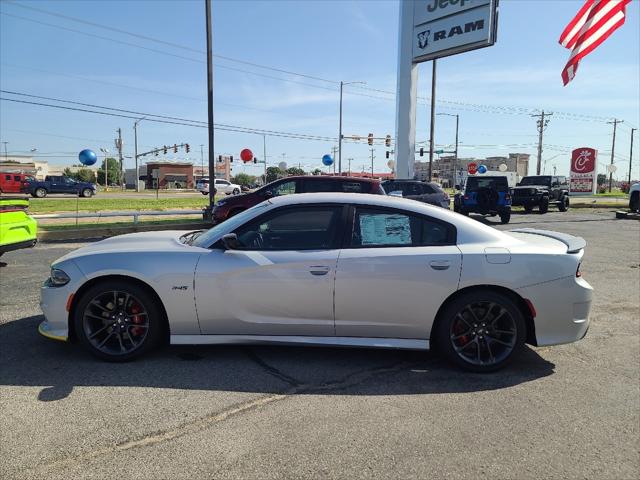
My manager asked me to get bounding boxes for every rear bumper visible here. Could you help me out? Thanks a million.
[517,276,592,347]
[0,238,37,254]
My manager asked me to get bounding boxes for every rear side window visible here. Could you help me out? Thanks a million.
[349,207,455,248]
[14,175,21,181]
[4,175,10,181]
[341,182,365,193]
[303,179,338,193]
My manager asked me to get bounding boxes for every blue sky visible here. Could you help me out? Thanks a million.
[1,0,638,179]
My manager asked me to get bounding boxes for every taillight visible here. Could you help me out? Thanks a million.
[463,195,469,200]
[576,263,582,277]
[505,193,511,201]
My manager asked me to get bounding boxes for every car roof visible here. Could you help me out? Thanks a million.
[283,175,379,183]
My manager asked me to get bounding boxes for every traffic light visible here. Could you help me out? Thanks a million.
[163,145,167,154]
[385,135,391,147]
[385,151,389,159]
[173,144,178,153]
[419,147,424,157]
[367,133,373,146]
[218,155,223,163]
[253,157,257,164]
[185,143,190,153]
[229,155,233,163]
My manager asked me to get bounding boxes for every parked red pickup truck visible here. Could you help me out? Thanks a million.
[0,173,34,194]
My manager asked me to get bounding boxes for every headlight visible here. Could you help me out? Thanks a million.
[48,268,70,287]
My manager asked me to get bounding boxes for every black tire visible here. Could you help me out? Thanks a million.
[35,187,47,198]
[630,192,639,213]
[524,206,533,214]
[232,188,240,195]
[539,197,549,214]
[499,211,511,224]
[81,188,93,198]
[73,280,164,362]
[434,289,526,372]
[558,195,569,212]
[201,191,208,195]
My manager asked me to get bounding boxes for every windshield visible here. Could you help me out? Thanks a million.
[465,177,508,191]
[190,202,270,248]
[519,176,551,186]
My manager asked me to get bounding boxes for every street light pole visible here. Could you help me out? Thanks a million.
[205,0,216,213]
[200,144,204,181]
[437,112,459,186]
[629,128,636,185]
[338,80,366,174]
[2,141,7,161]
[133,117,146,192]
[263,135,267,183]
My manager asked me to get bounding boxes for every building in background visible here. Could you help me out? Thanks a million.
[144,161,194,189]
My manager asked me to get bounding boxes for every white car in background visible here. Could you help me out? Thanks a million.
[196,178,241,195]
[38,193,592,372]
[629,183,640,212]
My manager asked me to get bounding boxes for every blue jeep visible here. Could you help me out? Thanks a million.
[453,176,511,224]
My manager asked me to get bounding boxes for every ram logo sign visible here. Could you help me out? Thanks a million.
[412,0,498,63]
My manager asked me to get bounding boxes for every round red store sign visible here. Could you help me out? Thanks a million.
[467,162,478,175]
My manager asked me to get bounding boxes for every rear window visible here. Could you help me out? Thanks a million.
[466,177,508,191]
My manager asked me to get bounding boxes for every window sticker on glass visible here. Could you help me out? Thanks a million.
[359,214,411,246]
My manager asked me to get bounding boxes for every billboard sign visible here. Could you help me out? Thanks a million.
[412,0,498,63]
[570,147,597,195]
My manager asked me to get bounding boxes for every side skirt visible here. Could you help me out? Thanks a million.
[170,335,430,350]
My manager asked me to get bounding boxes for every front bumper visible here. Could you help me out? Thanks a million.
[517,275,593,347]
[511,196,541,207]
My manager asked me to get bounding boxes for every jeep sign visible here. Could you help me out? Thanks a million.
[412,0,498,63]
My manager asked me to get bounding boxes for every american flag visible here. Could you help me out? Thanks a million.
[559,0,632,86]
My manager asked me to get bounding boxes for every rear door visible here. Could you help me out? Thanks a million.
[195,204,344,336]
[334,205,461,339]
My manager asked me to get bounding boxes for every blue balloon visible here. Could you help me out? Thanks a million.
[477,164,487,174]
[78,149,97,166]
[322,154,334,166]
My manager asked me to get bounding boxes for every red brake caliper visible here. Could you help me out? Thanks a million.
[130,304,144,336]
[453,319,469,346]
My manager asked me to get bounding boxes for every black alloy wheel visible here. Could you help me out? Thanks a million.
[558,195,569,212]
[435,290,525,372]
[74,281,163,361]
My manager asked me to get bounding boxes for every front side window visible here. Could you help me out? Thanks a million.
[4,175,10,181]
[216,180,229,186]
[268,180,296,196]
[351,207,454,248]
[234,206,341,250]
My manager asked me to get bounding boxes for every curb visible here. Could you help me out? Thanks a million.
[38,221,211,242]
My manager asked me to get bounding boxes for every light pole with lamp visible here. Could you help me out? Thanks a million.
[99,148,109,189]
[338,81,366,174]
[436,113,459,186]
[133,117,146,192]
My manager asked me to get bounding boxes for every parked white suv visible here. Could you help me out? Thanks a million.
[196,178,241,196]
[629,183,640,212]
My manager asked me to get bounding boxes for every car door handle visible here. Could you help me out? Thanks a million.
[429,261,450,271]
[309,266,330,276]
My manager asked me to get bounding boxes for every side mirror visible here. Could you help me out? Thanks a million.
[221,233,242,250]
[264,190,274,198]
[516,182,521,186]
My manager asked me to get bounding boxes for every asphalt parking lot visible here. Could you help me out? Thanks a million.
[1,210,638,479]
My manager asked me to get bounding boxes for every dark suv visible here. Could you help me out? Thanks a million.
[381,180,450,208]
[511,175,569,213]
[212,175,384,223]
[453,175,512,224]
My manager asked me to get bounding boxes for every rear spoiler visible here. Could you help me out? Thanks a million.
[510,228,586,253]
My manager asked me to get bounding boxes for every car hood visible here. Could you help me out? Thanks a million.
[54,230,198,263]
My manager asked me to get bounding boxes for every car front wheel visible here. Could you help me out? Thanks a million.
[35,187,47,198]
[74,280,164,362]
[539,197,549,214]
[435,290,526,372]
[81,188,93,198]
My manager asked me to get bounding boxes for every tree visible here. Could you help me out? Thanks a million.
[63,167,96,183]
[266,166,283,183]
[286,166,305,176]
[597,173,607,186]
[97,158,120,185]
[231,173,257,187]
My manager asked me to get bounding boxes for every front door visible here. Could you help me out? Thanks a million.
[194,204,344,336]
[334,206,462,339]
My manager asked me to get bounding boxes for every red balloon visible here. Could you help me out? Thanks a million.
[240,148,253,163]
[467,162,478,175]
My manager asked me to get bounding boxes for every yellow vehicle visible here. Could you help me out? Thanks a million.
[0,196,37,256]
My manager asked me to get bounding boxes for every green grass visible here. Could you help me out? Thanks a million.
[28,197,216,214]
[594,191,629,198]
[41,218,207,231]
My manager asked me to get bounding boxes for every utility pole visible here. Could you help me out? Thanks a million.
[200,144,204,181]
[133,117,146,192]
[628,128,636,185]
[205,0,216,213]
[532,110,552,175]
[116,128,123,188]
[2,141,8,161]
[607,119,623,192]
[338,81,343,174]
[428,59,437,181]
[262,135,267,184]
[348,157,352,176]
[331,146,337,175]
[370,148,375,178]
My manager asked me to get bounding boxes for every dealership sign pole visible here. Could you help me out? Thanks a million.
[395,0,498,180]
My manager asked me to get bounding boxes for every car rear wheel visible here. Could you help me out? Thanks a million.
[232,188,240,195]
[35,188,47,198]
[499,211,511,224]
[434,290,526,372]
[558,195,569,212]
[74,280,164,362]
[81,188,93,198]
[201,191,208,195]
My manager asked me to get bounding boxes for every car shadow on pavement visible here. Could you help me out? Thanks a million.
[0,316,555,402]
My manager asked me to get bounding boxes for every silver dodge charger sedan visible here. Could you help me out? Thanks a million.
[39,193,592,372]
